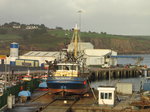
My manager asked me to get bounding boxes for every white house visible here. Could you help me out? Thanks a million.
[26,25,39,30]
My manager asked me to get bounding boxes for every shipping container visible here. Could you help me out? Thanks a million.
[16,59,25,66]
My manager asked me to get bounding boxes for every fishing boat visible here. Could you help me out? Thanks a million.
[47,25,89,95]
[21,70,32,81]
[47,62,89,95]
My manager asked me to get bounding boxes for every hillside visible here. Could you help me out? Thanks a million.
[0,22,150,55]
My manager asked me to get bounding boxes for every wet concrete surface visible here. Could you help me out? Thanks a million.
[3,89,150,112]
[3,90,49,112]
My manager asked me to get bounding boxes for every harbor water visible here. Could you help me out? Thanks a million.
[91,54,150,91]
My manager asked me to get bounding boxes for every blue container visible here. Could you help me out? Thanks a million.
[41,63,44,67]
[10,61,15,66]
[143,83,150,91]
[10,43,19,48]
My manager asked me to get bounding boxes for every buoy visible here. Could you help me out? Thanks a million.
[12,95,15,105]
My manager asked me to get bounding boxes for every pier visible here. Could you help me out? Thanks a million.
[88,67,150,81]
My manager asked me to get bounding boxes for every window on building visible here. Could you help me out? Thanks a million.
[105,93,108,99]
[109,93,112,99]
[101,92,104,99]
[100,92,112,100]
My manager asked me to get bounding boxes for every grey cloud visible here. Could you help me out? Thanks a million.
[0,0,150,35]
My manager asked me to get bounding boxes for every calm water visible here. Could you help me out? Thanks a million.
[117,54,150,68]
[91,54,150,91]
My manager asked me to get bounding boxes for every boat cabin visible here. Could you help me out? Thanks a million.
[54,63,80,77]
[21,75,32,81]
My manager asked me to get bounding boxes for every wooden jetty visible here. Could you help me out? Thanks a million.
[88,67,150,81]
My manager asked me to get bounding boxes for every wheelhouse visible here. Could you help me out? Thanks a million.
[54,63,80,77]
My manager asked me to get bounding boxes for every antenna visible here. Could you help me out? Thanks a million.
[77,10,82,31]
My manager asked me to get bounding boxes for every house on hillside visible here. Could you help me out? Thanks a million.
[12,25,21,29]
[26,25,39,30]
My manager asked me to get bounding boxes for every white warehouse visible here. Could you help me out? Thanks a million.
[83,49,117,67]
[67,42,94,52]
[5,42,118,67]
[19,51,64,66]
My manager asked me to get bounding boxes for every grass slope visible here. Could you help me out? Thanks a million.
[0,28,150,55]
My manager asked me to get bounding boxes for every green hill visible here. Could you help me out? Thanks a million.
[0,23,150,55]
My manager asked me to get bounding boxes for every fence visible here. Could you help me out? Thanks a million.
[0,79,40,109]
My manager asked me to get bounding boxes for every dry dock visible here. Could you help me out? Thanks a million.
[4,89,150,112]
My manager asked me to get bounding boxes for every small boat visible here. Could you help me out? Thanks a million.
[21,75,32,81]
[38,81,48,91]
[33,75,39,79]
[0,82,4,96]
[40,75,48,81]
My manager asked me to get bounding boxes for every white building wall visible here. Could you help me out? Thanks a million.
[18,51,65,67]
[19,56,56,65]
[110,51,117,66]
[116,83,132,94]
[67,42,94,52]
[84,49,117,66]
[97,87,115,106]
[85,56,104,66]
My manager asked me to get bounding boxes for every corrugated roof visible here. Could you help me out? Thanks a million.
[84,49,112,56]
[23,51,60,57]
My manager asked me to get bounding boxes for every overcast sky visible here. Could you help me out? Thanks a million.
[0,0,150,35]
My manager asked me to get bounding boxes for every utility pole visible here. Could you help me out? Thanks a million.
[109,49,112,85]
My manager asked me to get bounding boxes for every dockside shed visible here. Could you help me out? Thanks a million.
[19,51,64,67]
[83,49,117,67]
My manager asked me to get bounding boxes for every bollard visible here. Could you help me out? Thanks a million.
[144,69,148,77]
[7,94,13,109]
[12,95,15,105]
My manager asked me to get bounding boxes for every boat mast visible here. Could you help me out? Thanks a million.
[71,24,80,58]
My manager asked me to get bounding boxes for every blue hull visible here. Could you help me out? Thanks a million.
[47,76,89,94]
